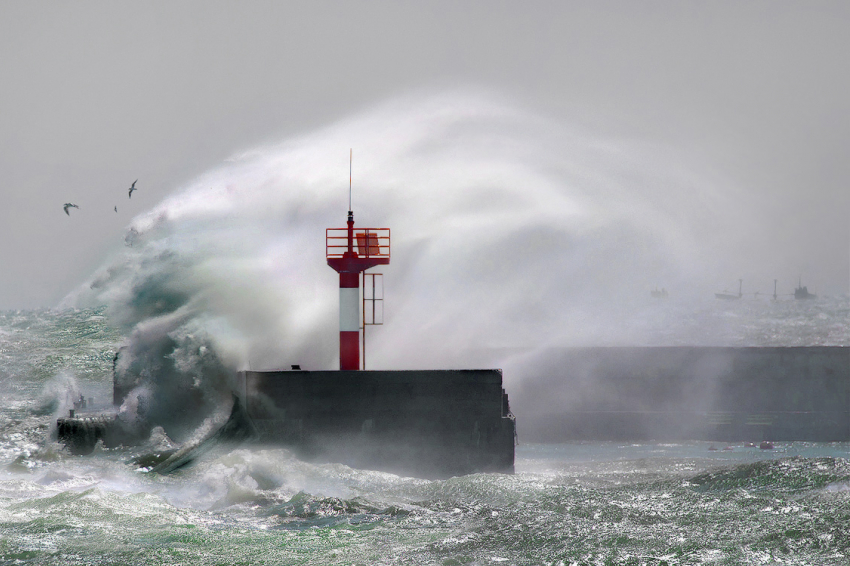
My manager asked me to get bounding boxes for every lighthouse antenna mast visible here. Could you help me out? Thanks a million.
[349,148,353,213]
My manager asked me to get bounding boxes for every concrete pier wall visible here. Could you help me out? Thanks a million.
[237,369,516,478]
[512,347,850,442]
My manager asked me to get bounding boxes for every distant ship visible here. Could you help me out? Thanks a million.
[651,287,668,299]
[794,277,816,300]
[715,279,743,300]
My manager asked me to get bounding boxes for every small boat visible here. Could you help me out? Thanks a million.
[794,277,816,300]
[715,279,742,300]
[759,441,774,450]
[651,287,668,299]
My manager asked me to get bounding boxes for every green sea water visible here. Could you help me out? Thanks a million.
[1,307,849,566]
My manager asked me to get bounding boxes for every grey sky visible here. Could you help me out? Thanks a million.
[1,0,848,310]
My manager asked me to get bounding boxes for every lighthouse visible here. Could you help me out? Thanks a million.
[326,210,390,370]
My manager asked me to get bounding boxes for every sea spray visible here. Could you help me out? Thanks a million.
[35,372,81,417]
[110,307,233,442]
[0,91,845,563]
[61,92,749,441]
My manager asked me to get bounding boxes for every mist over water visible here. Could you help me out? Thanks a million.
[2,92,848,565]
[59,91,847,437]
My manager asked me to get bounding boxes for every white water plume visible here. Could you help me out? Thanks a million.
[37,372,81,418]
[65,91,744,432]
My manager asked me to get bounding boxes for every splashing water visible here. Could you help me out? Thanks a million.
[60,91,846,438]
[2,92,848,565]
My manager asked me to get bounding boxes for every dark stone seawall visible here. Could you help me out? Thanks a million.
[512,347,850,443]
[237,369,516,479]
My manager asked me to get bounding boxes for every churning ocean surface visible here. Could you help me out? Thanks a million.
[1,298,849,566]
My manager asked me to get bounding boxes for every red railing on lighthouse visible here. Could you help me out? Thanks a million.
[326,228,390,261]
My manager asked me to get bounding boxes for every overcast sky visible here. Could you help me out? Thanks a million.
[1,0,848,310]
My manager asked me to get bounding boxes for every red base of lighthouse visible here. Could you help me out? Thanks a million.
[339,331,359,370]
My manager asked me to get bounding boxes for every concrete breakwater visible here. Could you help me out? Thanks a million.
[59,365,516,478]
[237,369,516,478]
[513,347,850,442]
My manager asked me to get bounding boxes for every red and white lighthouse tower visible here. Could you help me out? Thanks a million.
[326,210,390,370]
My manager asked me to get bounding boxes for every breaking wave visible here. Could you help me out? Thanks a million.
[59,90,787,438]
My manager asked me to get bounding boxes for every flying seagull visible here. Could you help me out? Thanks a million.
[128,179,137,198]
[63,203,79,215]
[114,206,118,212]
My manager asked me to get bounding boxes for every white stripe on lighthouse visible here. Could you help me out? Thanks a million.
[339,288,360,332]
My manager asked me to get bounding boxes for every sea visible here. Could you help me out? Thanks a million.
[1,299,849,566]
[4,94,850,564]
